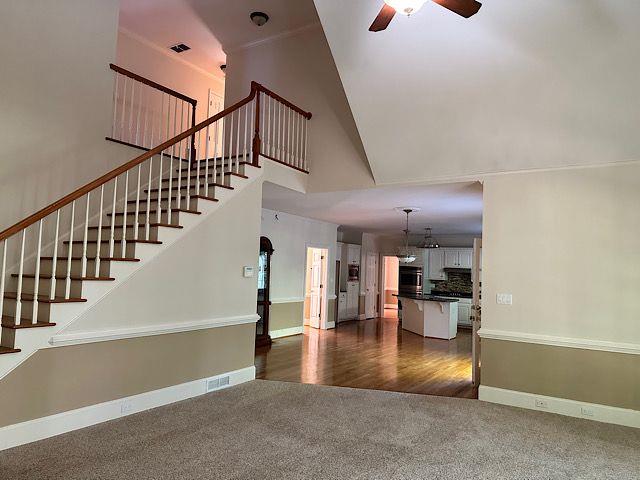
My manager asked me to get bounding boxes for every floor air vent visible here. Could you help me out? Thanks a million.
[206,375,230,393]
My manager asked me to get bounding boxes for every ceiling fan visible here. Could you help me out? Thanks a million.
[369,0,482,32]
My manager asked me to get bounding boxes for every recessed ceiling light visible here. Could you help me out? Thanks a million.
[250,11,269,27]
[169,43,191,53]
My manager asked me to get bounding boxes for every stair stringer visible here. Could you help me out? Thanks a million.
[0,166,265,382]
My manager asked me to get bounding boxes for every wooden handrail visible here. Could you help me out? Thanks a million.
[109,64,197,106]
[252,82,312,119]
[0,89,256,242]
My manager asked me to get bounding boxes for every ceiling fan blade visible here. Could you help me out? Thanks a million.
[432,0,482,18]
[369,4,396,32]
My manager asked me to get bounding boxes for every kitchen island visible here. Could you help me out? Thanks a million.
[395,294,459,340]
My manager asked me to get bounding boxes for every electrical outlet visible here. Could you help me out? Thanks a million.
[535,399,549,409]
[580,406,595,417]
[120,401,134,415]
[496,293,513,305]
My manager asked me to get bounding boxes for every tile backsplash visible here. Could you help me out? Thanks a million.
[430,271,472,294]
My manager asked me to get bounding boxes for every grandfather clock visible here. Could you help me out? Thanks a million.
[256,236,273,347]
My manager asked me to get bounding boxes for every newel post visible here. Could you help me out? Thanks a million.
[252,82,261,167]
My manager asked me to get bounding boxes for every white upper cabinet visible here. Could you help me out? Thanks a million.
[443,249,459,268]
[458,249,473,269]
[428,249,446,280]
[443,248,473,269]
[347,244,361,265]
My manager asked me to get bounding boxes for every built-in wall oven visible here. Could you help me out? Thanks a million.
[398,265,423,295]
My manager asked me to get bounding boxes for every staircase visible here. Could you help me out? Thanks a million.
[0,76,311,376]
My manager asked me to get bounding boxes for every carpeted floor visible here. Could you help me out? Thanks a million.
[1,380,638,479]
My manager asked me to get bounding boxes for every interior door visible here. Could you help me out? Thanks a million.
[365,253,378,318]
[472,238,482,387]
[309,249,323,329]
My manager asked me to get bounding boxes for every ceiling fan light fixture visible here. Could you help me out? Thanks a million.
[384,0,427,16]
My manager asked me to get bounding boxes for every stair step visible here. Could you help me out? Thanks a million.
[1,317,56,329]
[3,293,86,303]
[170,172,249,181]
[145,182,233,194]
[63,239,162,246]
[88,223,183,230]
[41,256,140,262]
[0,346,21,355]
[12,274,115,282]
[108,208,201,217]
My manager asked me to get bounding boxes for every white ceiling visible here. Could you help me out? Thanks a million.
[313,0,640,185]
[119,0,320,80]
[262,181,483,235]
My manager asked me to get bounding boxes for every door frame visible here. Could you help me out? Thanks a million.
[379,254,399,318]
[472,237,482,387]
[364,252,379,319]
[304,244,330,330]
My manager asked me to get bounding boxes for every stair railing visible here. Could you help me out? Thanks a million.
[0,82,311,334]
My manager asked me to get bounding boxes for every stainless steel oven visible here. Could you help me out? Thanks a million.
[398,265,423,294]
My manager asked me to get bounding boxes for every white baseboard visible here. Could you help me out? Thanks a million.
[479,385,640,429]
[0,365,256,451]
[270,326,304,339]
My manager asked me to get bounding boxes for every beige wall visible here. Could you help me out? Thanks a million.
[116,29,225,125]
[481,162,640,408]
[0,0,139,231]
[270,302,304,332]
[224,25,374,193]
[0,325,254,428]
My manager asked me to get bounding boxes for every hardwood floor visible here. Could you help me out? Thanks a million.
[256,316,477,399]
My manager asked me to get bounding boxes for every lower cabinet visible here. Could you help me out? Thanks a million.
[457,299,472,327]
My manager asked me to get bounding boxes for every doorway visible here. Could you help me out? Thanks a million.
[304,247,328,329]
[364,253,379,319]
[256,236,274,347]
[381,256,399,319]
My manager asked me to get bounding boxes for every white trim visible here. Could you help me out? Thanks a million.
[270,326,304,339]
[479,386,640,429]
[327,294,337,301]
[270,297,305,304]
[478,328,640,355]
[226,22,321,53]
[0,366,255,451]
[118,28,225,86]
[50,314,259,347]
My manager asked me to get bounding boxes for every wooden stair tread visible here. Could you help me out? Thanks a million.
[145,182,233,193]
[64,239,162,245]
[3,292,87,303]
[1,318,56,330]
[41,256,140,262]
[96,219,184,230]
[108,208,201,217]
[171,172,248,180]
[11,274,115,281]
[0,346,21,355]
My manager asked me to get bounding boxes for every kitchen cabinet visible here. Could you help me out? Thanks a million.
[346,282,359,319]
[428,249,446,280]
[443,248,473,269]
[457,298,472,327]
[338,292,347,320]
[347,244,361,265]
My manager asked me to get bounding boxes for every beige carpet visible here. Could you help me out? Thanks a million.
[1,380,638,479]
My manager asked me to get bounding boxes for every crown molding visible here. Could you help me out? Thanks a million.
[118,28,225,87]
[225,22,322,54]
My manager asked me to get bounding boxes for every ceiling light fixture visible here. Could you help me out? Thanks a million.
[418,228,440,249]
[384,0,427,16]
[169,43,191,53]
[396,208,418,264]
[250,11,269,27]
[219,64,227,73]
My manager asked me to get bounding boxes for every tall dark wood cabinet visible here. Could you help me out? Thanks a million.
[256,236,273,347]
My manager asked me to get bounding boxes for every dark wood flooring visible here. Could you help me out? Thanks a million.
[255,316,477,399]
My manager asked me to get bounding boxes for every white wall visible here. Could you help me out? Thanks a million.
[482,162,640,344]
[115,29,225,125]
[0,0,137,230]
[261,207,338,307]
[224,25,374,193]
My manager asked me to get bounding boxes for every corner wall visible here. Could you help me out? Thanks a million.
[480,162,640,413]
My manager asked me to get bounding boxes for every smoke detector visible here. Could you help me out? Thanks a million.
[250,12,269,27]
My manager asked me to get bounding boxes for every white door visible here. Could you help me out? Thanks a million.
[309,250,323,328]
[365,253,377,318]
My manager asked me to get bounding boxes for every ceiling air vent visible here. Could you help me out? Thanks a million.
[169,43,191,53]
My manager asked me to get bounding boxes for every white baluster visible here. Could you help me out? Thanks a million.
[134,164,142,237]
[32,219,43,324]
[289,108,293,166]
[109,177,118,259]
[120,76,128,141]
[220,115,226,186]
[265,95,271,157]
[50,210,60,299]
[146,156,153,237]
[121,171,129,254]
[81,192,90,278]
[227,111,234,187]
[236,107,241,173]
[168,97,177,219]
[243,103,249,170]
[187,134,193,206]
[128,79,136,143]
[112,73,119,139]
[177,100,185,210]
[142,87,149,148]
[65,201,76,299]
[279,102,284,159]
[212,118,219,187]
[96,186,104,276]
[304,118,309,171]
[15,230,26,323]
[136,82,144,146]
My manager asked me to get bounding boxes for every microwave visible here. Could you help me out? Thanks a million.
[348,263,360,282]
[399,265,423,294]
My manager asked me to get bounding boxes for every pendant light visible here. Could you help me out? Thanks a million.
[418,227,440,249]
[396,208,417,264]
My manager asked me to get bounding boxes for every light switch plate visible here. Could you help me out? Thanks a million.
[243,266,254,278]
[496,293,513,305]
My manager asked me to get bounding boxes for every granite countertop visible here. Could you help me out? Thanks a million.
[393,293,459,303]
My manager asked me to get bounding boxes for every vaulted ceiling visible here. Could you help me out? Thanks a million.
[313,0,640,185]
